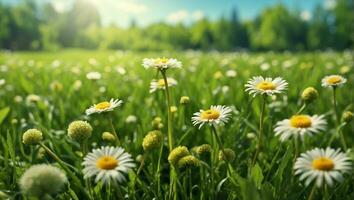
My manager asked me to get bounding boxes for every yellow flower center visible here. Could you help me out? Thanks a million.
[256,81,276,90]
[157,79,165,87]
[312,157,334,171]
[201,109,220,120]
[327,76,342,84]
[95,102,111,110]
[290,115,312,128]
[96,156,118,170]
[155,58,169,64]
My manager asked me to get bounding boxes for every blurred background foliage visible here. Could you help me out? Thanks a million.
[0,0,352,51]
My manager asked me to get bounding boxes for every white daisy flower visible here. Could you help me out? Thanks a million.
[86,99,123,115]
[245,76,288,97]
[294,147,351,188]
[149,78,177,93]
[82,146,135,184]
[274,114,326,141]
[86,72,102,80]
[142,57,182,70]
[192,105,232,129]
[321,75,347,88]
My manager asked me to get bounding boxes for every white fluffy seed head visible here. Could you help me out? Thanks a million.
[19,164,67,197]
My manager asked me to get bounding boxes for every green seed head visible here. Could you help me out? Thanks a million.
[67,120,92,142]
[301,87,318,104]
[142,130,163,151]
[22,129,43,145]
[218,148,236,162]
[177,155,200,169]
[168,146,189,166]
[196,144,212,155]
[342,111,353,123]
[101,132,116,142]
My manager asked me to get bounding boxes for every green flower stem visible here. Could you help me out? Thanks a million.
[161,70,174,151]
[332,87,339,124]
[108,114,120,146]
[296,103,307,114]
[332,87,347,150]
[39,143,91,199]
[137,153,146,175]
[161,70,177,200]
[307,184,316,200]
[81,139,88,156]
[156,139,164,196]
[293,136,299,160]
[252,95,266,166]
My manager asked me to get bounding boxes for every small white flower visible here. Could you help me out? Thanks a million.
[192,105,232,129]
[149,78,177,93]
[245,76,288,97]
[142,57,182,70]
[321,75,347,88]
[26,94,41,104]
[0,79,5,86]
[82,146,135,184]
[274,114,326,141]
[226,70,237,77]
[86,72,102,80]
[126,115,137,123]
[86,99,123,115]
[294,147,351,188]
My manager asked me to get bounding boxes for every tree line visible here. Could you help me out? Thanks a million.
[0,0,352,51]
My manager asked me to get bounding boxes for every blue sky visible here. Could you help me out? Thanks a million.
[1,0,337,27]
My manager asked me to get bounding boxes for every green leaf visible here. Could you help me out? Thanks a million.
[274,145,293,191]
[251,163,264,188]
[0,107,10,125]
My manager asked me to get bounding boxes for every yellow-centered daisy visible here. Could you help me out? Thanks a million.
[149,78,177,93]
[192,105,232,129]
[245,76,288,97]
[274,114,326,141]
[85,99,123,115]
[142,57,182,70]
[321,75,347,87]
[294,147,351,187]
[82,146,135,184]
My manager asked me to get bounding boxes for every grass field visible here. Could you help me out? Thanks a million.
[0,50,353,199]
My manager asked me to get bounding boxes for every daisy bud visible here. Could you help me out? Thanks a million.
[142,130,163,151]
[136,154,143,162]
[152,117,163,130]
[170,106,178,113]
[67,120,92,142]
[19,164,67,197]
[22,129,43,145]
[301,87,318,104]
[178,155,200,169]
[218,148,235,162]
[180,96,190,105]
[196,144,212,155]
[342,111,353,123]
[102,132,116,142]
[168,146,189,166]
[37,147,46,160]
[246,132,256,139]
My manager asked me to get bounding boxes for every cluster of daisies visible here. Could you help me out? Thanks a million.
[17,56,352,199]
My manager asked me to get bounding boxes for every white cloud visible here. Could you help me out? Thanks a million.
[324,0,336,10]
[87,0,149,14]
[300,10,311,21]
[167,10,204,24]
[51,0,72,13]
